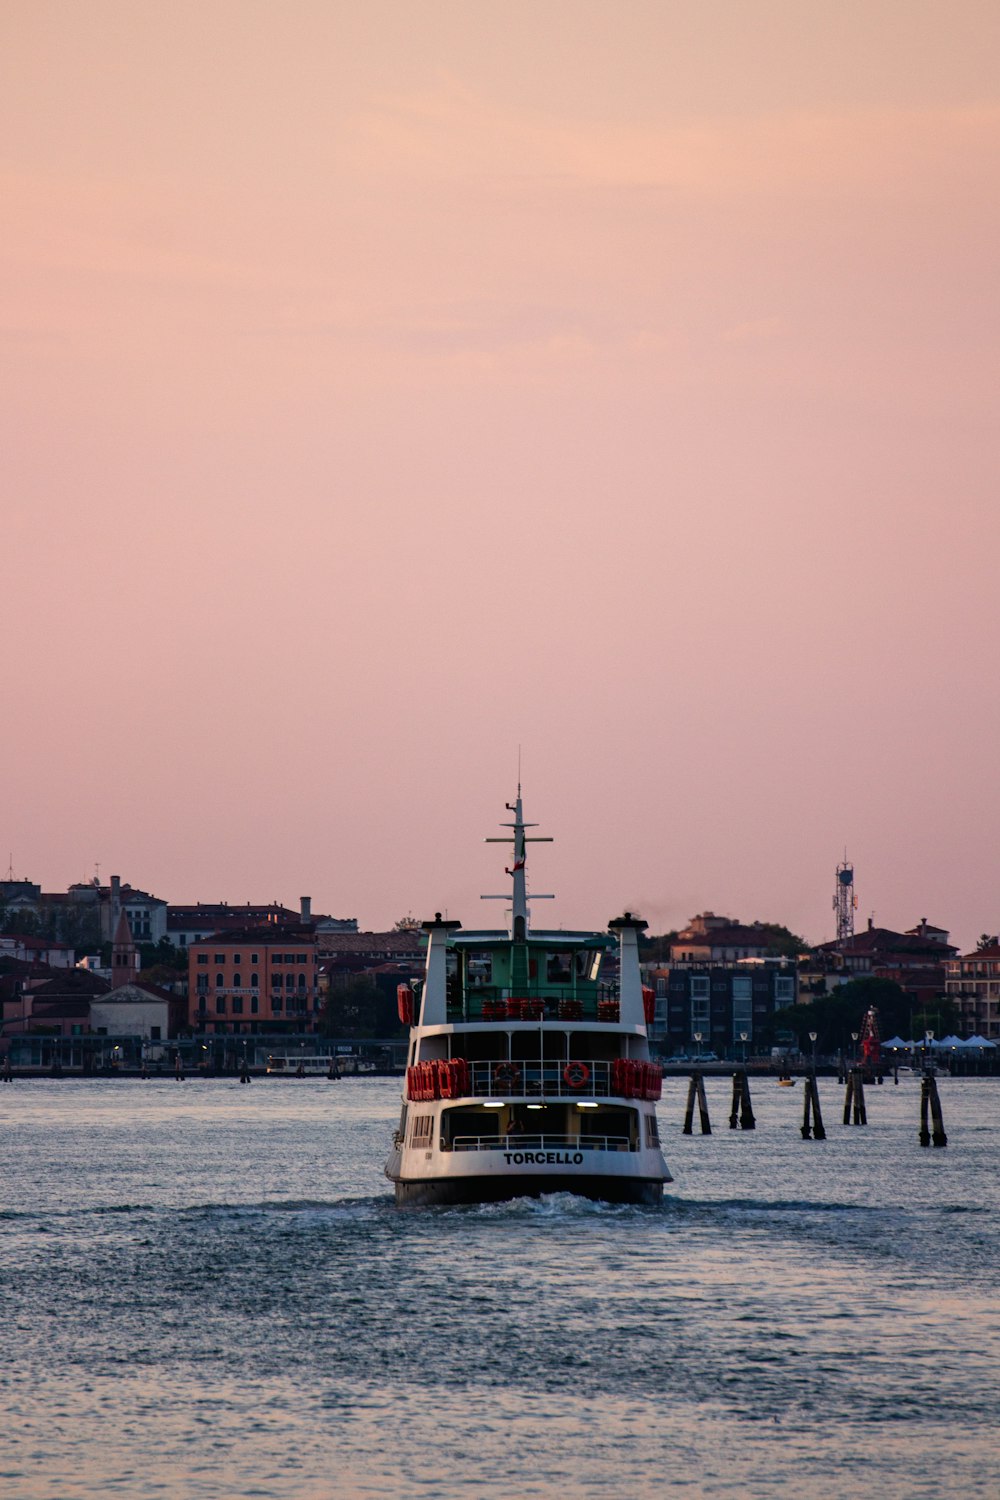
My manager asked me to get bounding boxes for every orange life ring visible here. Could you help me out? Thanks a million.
[563,1060,591,1089]
[492,1061,521,1091]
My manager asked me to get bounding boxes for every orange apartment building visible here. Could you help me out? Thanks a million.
[187,923,319,1034]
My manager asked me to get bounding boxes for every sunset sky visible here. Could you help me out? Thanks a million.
[3,1,998,946]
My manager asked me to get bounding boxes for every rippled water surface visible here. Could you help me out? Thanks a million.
[2,1075,998,1498]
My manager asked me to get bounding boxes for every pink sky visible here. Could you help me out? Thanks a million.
[2,2,999,947]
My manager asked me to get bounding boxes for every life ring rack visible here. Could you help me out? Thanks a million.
[563,1060,591,1090]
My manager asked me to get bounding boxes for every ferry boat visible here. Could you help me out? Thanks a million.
[384,792,672,1206]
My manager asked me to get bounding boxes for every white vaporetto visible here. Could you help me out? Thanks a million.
[385,792,672,1205]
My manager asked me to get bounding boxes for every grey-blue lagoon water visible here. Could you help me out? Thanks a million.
[2,1075,998,1498]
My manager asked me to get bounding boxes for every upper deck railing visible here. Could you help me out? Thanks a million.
[451,1133,632,1154]
[406,1057,663,1102]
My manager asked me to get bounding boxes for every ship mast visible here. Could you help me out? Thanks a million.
[482,784,552,940]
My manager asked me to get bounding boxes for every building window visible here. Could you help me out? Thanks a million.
[214,954,225,965]
[216,973,224,988]
[232,954,241,965]
[690,975,710,1034]
[732,976,752,1043]
[197,974,208,994]
[232,998,243,1015]
[151,1026,161,1040]
[197,997,207,1013]
[250,972,259,989]
[216,998,226,1014]
[250,997,259,1015]
[775,976,794,1005]
[273,996,283,1012]
[251,953,259,965]
[286,974,295,991]
[197,954,209,965]
[233,973,241,989]
[297,973,306,990]
[272,974,281,989]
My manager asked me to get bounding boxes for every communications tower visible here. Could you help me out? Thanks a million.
[834,857,856,947]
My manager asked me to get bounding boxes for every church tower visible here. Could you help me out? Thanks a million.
[111,909,140,989]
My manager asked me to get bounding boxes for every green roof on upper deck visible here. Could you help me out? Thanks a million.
[449,930,611,951]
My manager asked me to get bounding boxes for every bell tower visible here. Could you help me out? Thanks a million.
[111,909,139,988]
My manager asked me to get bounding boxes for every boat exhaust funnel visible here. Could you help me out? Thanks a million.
[609,912,648,1028]
[419,912,461,1026]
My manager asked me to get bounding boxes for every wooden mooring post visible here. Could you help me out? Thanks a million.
[683,1072,712,1135]
[919,1074,947,1147]
[728,1070,756,1130]
[842,1067,867,1125]
[801,1073,826,1139]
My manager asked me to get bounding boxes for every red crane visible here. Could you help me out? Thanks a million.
[859,1006,881,1070]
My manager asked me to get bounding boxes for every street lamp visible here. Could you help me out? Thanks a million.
[693,1031,703,1063]
[739,1030,748,1066]
[808,1030,818,1073]
[924,1028,934,1070]
[851,1030,859,1067]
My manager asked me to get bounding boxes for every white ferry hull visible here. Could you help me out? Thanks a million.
[387,1126,671,1207]
[393,1172,665,1207]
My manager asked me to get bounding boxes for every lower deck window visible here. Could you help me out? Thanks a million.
[645,1112,660,1147]
[411,1115,434,1147]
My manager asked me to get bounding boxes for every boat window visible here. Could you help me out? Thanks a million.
[462,1033,500,1061]
[581,1107,631,1143]
[411,1115,434,1147]
[645,1112,660,1147]
[547,952,572,983]
[466,952,493,986]
[441,1107,500,1145]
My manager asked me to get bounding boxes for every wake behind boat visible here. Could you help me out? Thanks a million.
[384,791,672,1205]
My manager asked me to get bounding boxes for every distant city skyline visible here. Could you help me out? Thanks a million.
[3,4,998,954]
[1,845,991,958]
